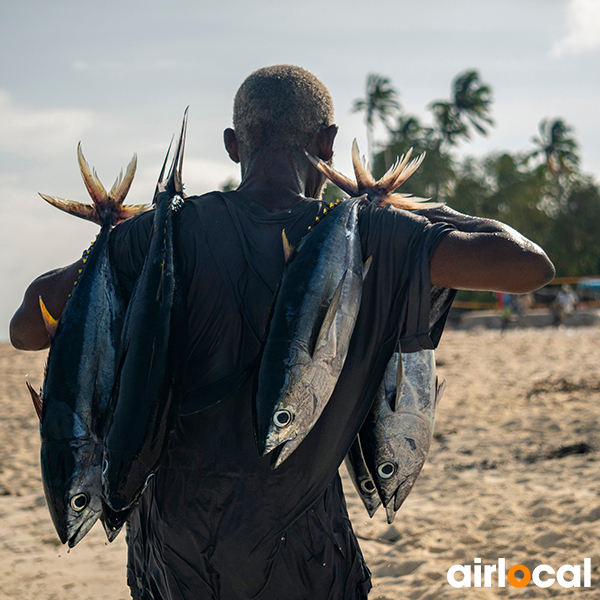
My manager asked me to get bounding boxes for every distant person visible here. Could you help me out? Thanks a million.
[552,284,578,326]
[9,65,555,600]
[496,292,513,333]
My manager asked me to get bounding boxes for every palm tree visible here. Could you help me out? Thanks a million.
[527,118,579,177]
[429,70,494,150]
[525,118,579,206]
[351,73,401,163]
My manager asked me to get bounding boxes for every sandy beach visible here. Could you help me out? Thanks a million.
[2,325,600,599]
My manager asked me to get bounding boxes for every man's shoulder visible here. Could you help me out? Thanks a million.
[358,202,433,240]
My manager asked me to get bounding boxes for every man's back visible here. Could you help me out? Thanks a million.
[110,190,453,599]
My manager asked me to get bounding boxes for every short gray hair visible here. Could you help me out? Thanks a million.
[233,65,334,156]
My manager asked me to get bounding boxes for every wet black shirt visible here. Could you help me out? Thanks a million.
[109,191,454,600]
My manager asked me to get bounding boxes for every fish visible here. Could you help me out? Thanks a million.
[28,145,149,547]
[359,351,446,524]
[103,110,188,512]
[344,435,381,518]
[255,197,369,468]
[314,142,451,522]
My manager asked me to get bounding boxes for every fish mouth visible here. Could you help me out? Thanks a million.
[100,500,131,542]
[66,507,101,548]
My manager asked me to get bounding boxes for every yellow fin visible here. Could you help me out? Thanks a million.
[39,296,58,339]
[282,229,294,263]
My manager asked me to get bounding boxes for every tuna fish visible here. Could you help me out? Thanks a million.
[255,197,369,468]
[28,146,149,547]
[359,351,445,524]
[345,435,381,518]
[103,110,188,512]
[312,142,450,522]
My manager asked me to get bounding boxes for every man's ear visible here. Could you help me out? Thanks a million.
[224,128,240,163]
[317,124,338,162]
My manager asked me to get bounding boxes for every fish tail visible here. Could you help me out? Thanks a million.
[310,140,442,209]
[156,108,189,199]
[39,144,150,227]
[305,151,358,198]
[351,139,375,190]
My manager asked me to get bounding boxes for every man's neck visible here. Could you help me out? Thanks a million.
[234,150,322,212]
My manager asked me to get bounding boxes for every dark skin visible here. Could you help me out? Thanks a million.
[9,124,555,351]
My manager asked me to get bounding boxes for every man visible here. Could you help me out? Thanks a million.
[10,65,554,599]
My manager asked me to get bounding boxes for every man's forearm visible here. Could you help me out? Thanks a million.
[10,260,83,351]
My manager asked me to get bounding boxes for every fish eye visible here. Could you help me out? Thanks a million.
[360,479,376,494]
[405,437,417,451]
[377,462,396,479]
[70,493,88,512]
[273,409,293,428]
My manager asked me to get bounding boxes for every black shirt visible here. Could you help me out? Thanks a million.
[109,191,453,600]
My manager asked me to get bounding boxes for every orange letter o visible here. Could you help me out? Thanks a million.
[507,565,531,588]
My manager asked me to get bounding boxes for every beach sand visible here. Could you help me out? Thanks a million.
[1,326,600,598]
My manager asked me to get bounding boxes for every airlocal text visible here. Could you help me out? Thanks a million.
[447,558,592,589]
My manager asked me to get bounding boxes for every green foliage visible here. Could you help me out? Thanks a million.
[220,177,239,192]
[321,182,347,204]
[363,69,600,279]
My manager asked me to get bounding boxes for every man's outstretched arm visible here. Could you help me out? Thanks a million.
[10,259,83,351]
[421,206,555,293]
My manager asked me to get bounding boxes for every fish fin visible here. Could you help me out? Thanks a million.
[39,193,102,225]
[390,350,403,411]
[385,502,397,524]
[435,378,447,409]
[312,271,347,357]
[282,229,294,263]
[77,143,108,206]
[305,151,359,198]
[26,381,43,420]
[362,255,373,281]
[109,153,138,206]
[351,139,376,190]
[39,296,58,339]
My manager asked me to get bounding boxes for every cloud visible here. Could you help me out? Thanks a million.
[0,90,94,158]
[552,0,600,57]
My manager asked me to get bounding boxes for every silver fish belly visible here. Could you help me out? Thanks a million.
[257,198,365,468]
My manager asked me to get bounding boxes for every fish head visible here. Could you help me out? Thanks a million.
[262,375,321,457]
[373,413,432,509]
[40,440,103,547]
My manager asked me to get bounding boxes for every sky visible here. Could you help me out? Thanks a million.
[1,0,600,341]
